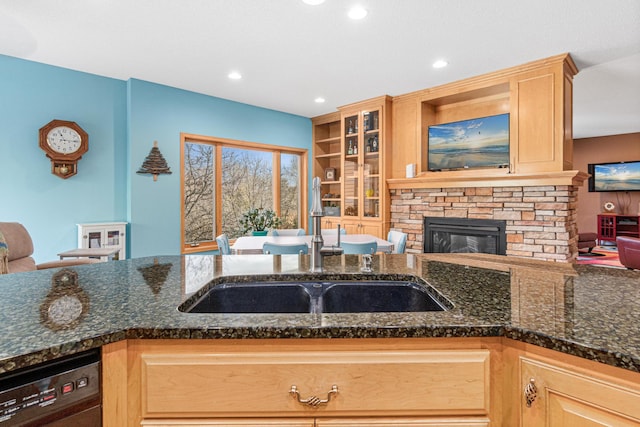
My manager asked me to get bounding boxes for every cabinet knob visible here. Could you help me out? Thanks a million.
[289,384,338,407]
[524,378,538,407]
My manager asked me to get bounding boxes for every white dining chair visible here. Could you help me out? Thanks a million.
[387,230,407,254]
[216,234,231,255]
[340,241,377,255]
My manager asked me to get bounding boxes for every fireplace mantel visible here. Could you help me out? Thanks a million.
[387,170,589,190]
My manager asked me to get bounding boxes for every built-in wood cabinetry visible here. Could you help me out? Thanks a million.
[312,112,342,228]
[519,357,640,426]
[104,338,496,427]
[501,342,640,426]
[312,96,391,238]
[103,338,640,427]
[388,53,580,188]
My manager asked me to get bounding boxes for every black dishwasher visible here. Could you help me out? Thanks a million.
[0,349,101,427]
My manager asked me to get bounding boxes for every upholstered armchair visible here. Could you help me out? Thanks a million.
[0,222,97,274]
[578,232,598,253]
[616,236,640,270]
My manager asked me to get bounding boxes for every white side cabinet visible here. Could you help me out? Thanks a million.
[77,222,127,260]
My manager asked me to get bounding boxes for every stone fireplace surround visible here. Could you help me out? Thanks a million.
[389,185,580,262]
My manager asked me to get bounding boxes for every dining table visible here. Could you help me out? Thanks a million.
[231,234,393,255]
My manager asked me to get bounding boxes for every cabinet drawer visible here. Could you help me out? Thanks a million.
[141,350,490,418]
[141,419,314,426]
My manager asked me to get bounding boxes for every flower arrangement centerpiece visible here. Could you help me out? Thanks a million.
[240,207,282,236]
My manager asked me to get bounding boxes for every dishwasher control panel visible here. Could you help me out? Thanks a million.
[0,350,100,426]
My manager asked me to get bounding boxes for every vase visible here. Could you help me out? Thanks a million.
[252,230,268,236]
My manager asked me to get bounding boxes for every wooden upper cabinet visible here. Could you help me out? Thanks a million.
[511,57,577,174]
[387,53,578,182]
[312,96,392,239]
[390,93,420,180]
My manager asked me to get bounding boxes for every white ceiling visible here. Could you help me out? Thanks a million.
[1,0,639,139]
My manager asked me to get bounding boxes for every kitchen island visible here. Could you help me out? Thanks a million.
[1,253,639,425]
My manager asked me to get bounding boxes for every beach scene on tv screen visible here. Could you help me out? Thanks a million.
[594,162,640,191]
[428,113,509,170]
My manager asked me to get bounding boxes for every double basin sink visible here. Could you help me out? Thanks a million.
[179,279,451,314]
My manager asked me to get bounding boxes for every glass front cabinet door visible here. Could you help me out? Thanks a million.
[77,222,127,260]
[339,96,391,237]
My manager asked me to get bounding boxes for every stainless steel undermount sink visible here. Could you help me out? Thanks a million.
[179,279,451,314]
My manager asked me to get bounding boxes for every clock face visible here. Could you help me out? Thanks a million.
[46,126,82,154]
[47,295,84,326]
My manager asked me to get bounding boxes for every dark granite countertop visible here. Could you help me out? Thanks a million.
[0,253,638,375]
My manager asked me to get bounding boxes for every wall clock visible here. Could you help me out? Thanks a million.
[38,119,89,179]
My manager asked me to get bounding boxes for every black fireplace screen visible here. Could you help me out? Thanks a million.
[423,217,507,255]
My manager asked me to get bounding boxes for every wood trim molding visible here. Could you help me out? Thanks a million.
[392,53,576,104]
[387,170,589,190]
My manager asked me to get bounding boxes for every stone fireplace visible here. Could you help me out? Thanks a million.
[389,185,580,262]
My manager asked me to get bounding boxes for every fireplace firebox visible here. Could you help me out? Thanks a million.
[423,217,507,255]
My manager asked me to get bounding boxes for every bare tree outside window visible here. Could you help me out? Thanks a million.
[222,148,273,239]
[184,143,215,244]
[182,135,307,253]
[280,153,300,228]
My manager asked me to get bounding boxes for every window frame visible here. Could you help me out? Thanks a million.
[180,132,308,254]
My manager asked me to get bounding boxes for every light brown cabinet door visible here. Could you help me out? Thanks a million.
[142,416,491,427]
[510,62,572,175]
[340,219,382,240]
[317,417,490,426]
[141,420,314,427]
[520,357,640,426]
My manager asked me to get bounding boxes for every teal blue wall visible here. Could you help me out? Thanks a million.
[1,55,127,263]
[1,54,311,263]
[127,79,311,258]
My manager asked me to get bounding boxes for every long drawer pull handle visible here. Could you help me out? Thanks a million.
[289,384,338,407]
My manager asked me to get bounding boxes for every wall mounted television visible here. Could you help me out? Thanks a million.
[588,160,640,192]
[427,113,510,171]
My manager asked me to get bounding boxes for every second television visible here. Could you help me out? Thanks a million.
[427,113,510,171]
[588,160,640,192]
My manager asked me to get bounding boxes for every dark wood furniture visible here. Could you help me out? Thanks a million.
[597,214,640,244]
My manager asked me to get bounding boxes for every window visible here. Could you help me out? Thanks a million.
[181,133,308,253]
[280,153,301,228]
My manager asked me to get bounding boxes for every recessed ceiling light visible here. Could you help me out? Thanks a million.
[348,6,368,20]
[228,71,242,80]
[302,0,325,5]
[432,60,448,69]
[314,97,326,103]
